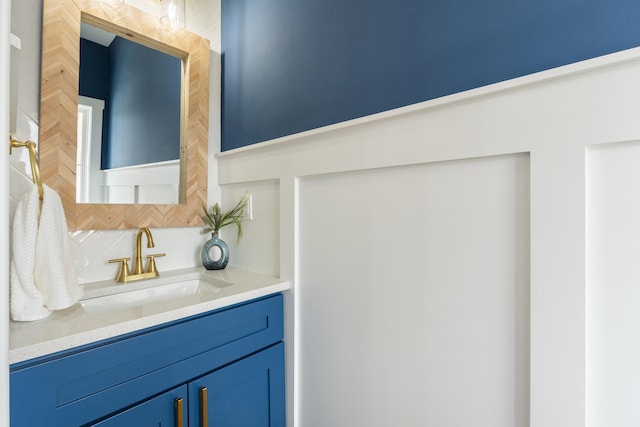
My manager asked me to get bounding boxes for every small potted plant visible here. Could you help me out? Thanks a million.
[200,194,249,270]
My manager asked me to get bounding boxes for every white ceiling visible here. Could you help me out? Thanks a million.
[80,23,116,47]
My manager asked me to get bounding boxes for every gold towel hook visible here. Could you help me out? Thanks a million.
[9,132,44,201]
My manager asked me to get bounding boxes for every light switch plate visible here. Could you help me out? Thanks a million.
[244,194,253,220]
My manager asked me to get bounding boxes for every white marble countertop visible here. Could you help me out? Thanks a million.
[9,267,290,365]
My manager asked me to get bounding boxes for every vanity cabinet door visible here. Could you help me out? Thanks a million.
[188,342,286,427]
[89,385,188,427]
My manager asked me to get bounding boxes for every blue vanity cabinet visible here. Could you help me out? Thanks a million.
[188,342,285,427]
[10,293,285,427]
[90,385,188,426]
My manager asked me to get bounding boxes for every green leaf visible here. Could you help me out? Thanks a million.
[200,193,249,243]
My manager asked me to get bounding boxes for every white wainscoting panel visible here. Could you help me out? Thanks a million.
[103,161,180,204]
[297,155,530,426]
[586,141,640,427]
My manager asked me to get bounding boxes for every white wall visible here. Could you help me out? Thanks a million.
[8,0,41,222]
[218,47,640,426]
[220,181,281,276]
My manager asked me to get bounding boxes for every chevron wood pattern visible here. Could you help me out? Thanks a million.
[40,0,209,230]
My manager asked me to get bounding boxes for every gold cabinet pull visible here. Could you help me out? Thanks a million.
[175,397,184,427]
[200,387,208,427]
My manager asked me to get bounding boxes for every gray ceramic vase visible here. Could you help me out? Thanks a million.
[201,232,229,270]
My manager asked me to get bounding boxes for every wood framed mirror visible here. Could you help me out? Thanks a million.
[39,0,209,230]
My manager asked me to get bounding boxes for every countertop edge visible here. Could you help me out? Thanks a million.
[10,269,290,365]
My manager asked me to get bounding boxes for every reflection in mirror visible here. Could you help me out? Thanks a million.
[78,22,182,204]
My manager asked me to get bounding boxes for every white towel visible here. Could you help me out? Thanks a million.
[10,184,83,321]
[10,184,50,321]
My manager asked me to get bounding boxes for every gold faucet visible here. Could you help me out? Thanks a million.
[134,227,154,274]
[109,227,165,282]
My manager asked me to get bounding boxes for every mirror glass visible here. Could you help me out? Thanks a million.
[78,22,182,204]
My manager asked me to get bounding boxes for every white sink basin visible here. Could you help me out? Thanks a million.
[80,274,231,314]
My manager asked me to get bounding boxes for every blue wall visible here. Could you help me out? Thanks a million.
[79,39,110,100]
[80,36,181,170]
[107,37,181,169]
[221,0,640,151]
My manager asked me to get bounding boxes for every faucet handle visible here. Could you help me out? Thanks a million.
[108,257,131,282]
[146,253,166,274]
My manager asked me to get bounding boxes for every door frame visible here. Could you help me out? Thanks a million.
[1,0,13,424]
